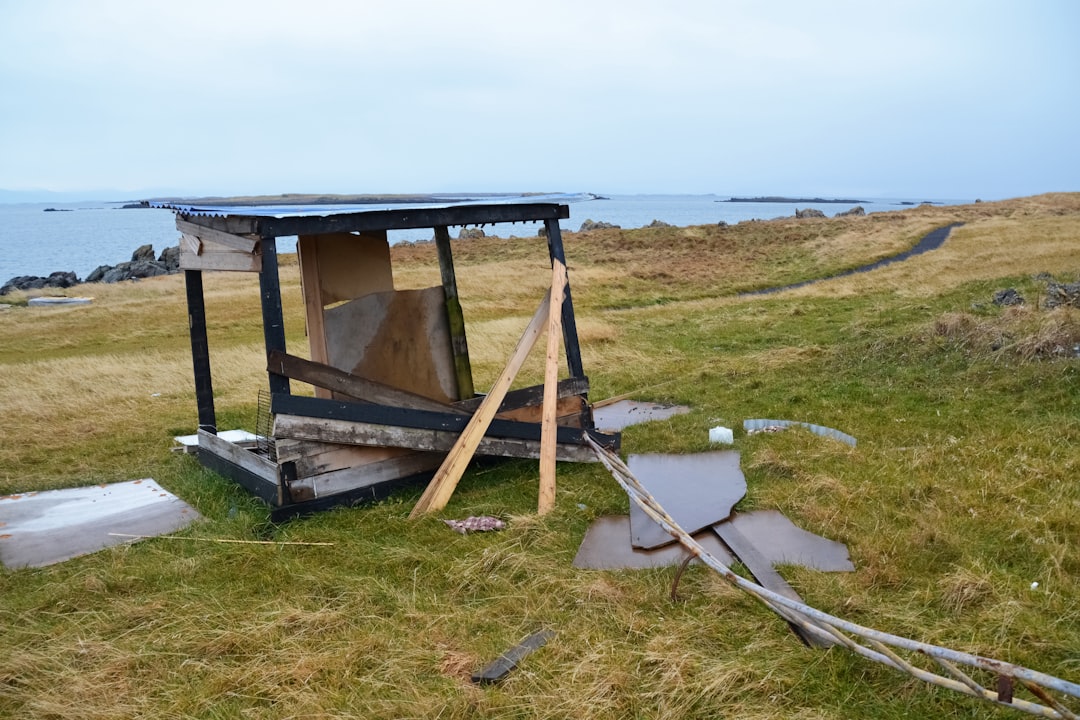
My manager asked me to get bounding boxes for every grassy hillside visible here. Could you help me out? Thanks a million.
[1,194,1078,718]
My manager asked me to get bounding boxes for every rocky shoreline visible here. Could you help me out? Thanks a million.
[0,243,181,296]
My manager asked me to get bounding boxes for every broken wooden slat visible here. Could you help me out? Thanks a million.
[176,218,260,253]
[471,630,555,685]
[272,414,599,463]
[268,351,461,415]
[539,259,568,515]
[409,290,552,518]
[286,451,444,502]
[712,521,833,648]
[275,438,412,479]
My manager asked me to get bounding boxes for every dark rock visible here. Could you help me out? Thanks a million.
[458,227,485,240]
[645,219,672,228]
[1,271,80,295]
[131,244,155,262]
[716,221,728,228]
[579,219,621,232]
[795,208,826,219]
[102,260,168,283]
[837,206,866,217]
[537,225,548,238]
[158,246,180,272]
[1045,280,1080,309]
[992,288,1025,306]
[85,265,112,283]
[45,271,78,288]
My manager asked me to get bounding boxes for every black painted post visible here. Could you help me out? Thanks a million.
[544,218,585,380]
[259,236,291,397]
[185,269,216,433]
[434,225,475,400]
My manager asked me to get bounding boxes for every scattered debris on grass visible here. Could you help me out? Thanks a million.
[744,418,857,446]
[471,630,554,684]
[443,516,506,534]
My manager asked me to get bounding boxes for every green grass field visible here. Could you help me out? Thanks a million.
[1,194,1078,718]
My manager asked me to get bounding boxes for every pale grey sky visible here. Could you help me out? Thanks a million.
[1,0,1076,200]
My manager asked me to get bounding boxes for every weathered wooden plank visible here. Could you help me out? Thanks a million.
[180,233,202,256]
[288,451,444,499]
[539,259,568,515]
[197,429,279,503]
[270,394,589,446]
[198,429,276,478]
[268,351,461,415]
[180,249,261,273]
[275,438,412,479]
[176,218,259,253]
[410,290,552,518]
[272,414,598,463]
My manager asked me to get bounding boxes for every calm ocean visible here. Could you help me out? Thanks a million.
[0,194,970,282]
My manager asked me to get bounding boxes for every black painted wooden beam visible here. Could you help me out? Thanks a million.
[184,269,216,433]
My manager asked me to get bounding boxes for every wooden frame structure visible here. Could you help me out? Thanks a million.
[170,201,619,519]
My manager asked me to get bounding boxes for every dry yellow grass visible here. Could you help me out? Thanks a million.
[2,194,1079,719]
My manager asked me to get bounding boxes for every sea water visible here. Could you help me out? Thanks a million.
[0,194,971,282]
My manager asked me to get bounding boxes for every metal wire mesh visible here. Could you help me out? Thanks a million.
[586,436,1080,719]
[255,388,276,462]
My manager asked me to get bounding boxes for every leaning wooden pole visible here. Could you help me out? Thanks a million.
[409,290,552,518]
[538,259,567,515]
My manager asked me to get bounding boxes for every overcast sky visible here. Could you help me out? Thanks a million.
[1,0,1076,201]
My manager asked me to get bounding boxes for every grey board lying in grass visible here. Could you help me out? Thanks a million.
[0,479,201,569]
[573,511,853,572]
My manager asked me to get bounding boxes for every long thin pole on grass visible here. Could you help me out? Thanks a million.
[586,436,1080,720]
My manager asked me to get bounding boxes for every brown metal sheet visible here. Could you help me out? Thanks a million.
[591,400,690,432]
[0,480,201,569]
[627,451,746,550]
[572,515,734,570]
[727,510,854,572]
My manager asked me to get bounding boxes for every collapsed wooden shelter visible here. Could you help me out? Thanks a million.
[162,200,619,519]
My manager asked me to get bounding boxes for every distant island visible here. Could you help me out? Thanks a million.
[722,196,868,204]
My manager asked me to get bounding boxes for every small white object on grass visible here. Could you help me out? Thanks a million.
[1031,581,1040,590]
[708,426,734,444]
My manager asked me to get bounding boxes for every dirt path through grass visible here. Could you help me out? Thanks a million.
[743,222,963,296]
